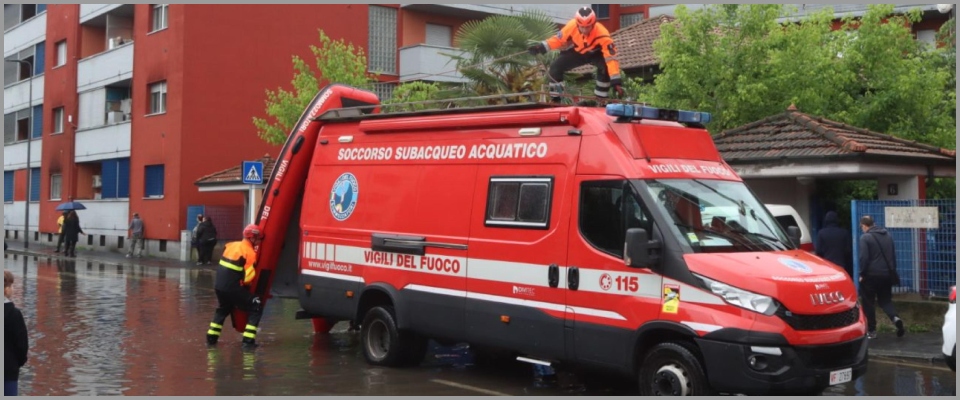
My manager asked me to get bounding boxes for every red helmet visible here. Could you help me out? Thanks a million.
[575,6,596,28]
[243,224,263,240]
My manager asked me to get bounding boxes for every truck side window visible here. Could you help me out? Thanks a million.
[580,180,653,258]
[485,177,552,229]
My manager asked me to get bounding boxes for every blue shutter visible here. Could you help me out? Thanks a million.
[32,104,42,138]
[117,158,130,198]
[37,4,46,13]
[34,41,45,74]
[4,172,13,202]
[29,168,40,201]
[145,165,164,197]
[101,159,118,199]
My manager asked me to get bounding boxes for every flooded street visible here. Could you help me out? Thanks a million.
[5,253,956,396]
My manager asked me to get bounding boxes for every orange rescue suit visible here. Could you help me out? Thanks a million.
[215,239,258,291]
[544,19,622,81]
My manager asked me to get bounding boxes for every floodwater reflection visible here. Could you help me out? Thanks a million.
[4,253,956,396]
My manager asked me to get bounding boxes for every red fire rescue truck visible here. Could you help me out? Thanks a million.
[241,85,868,395]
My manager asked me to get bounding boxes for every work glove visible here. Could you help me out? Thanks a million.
[611,77,625,99]
[527,43,547,55]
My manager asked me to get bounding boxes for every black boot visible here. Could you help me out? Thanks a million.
[207,334,219,345]
[241,338,258,350]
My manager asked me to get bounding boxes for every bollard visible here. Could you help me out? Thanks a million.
[180,230,191,262]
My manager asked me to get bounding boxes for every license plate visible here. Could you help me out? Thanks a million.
[829,368,852,385]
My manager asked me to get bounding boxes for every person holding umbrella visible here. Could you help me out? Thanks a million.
[60,210,85,258]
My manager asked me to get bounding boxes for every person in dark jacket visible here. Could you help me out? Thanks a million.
[815,211,852,277]
[5,270,29,396]
[858,215,904,339]
[60,210,85,258]
[195,216,218,265]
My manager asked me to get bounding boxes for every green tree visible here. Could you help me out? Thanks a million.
[649,4,954,149]
[253,30,376,145]
[444,11,558,103]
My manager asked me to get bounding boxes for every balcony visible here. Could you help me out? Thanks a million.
[75,121,131,163]
[77,43,134,93]
[399,45,470,83]
[79,4,123,23]
[3,139,42,170]
[65,198,129,236]
[400,4,568,23]
[3,12,45,55]
[3,74,44,114]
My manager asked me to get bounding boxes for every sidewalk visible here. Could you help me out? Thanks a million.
[3,240,948,364]
[868,331,947,364]
[4,240,205,271]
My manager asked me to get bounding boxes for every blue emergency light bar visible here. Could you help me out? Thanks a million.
[606,104,712,125]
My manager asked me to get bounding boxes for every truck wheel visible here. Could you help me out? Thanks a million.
[360,306,406,367]
[638,342,713,396]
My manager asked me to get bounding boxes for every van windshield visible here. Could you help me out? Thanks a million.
[642,179,791,253]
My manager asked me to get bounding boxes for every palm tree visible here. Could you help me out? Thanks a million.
[443,11,559,104]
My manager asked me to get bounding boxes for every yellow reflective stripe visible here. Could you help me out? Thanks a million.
[245,325,257,331]
[207,329,221,336]
[244,266,255,284]
[209,322,223,329]
[243,332,257,339]
[219,260,243,272]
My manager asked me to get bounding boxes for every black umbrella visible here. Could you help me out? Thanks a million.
[56,201,87,211]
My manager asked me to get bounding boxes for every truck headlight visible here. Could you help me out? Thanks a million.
[694,274,780,316]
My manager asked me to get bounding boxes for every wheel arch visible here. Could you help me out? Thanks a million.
[356,283,410,328]
[630,321,700,373]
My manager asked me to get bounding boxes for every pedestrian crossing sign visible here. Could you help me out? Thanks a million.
[242,161,264,185]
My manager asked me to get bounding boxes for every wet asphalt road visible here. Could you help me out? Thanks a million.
[4,254,956,396]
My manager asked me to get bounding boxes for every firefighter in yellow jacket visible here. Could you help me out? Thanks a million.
[528,6,623,103]
[206,224,264,348]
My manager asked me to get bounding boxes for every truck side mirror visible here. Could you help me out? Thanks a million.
[787,226,801,249]
[625,228,660,269]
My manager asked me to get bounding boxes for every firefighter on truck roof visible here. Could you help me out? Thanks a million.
[528,6,624,103]
[206,224,264,348]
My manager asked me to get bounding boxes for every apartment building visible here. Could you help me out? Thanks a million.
[5,3,605,259]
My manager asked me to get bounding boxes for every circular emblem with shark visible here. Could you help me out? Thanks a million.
[329,172,358,221]
[779,257,812,274]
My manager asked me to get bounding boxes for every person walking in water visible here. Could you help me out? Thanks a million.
[127,213,145,258]
[858,215,905,339]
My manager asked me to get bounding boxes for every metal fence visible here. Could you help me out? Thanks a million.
[851,199,956,296]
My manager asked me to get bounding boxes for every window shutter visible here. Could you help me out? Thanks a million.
[101,159,118,199]
[117,158,130,198]
[34,41,45,74]
[4,171,13,202]
[145,165,164,197]
[29,168,40,201]
[32,105,42,138]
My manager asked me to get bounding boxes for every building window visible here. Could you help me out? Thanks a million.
[144,164,165,198]
[424,23,452,47]
[50,174,62,201]
[620,12,645,28]
[29,168,40,202]
[368,5,397,74]
[3,42,42,86]
[53,107,64,133]
[151,4,169,32]
[149,81,167,114]
[55,40,67,67]
[372,82,395,102]
[101,158,130,199]
[3,172,13,203]
[485,177,553,229]
[3,4,43,29]
[591,4,610,19]
[3,106,41,144]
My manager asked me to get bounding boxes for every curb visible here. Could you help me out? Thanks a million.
[4,248,204,270]
[870,349,946,364]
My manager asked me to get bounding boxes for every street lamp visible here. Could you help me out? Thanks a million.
[6,59,34,249]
